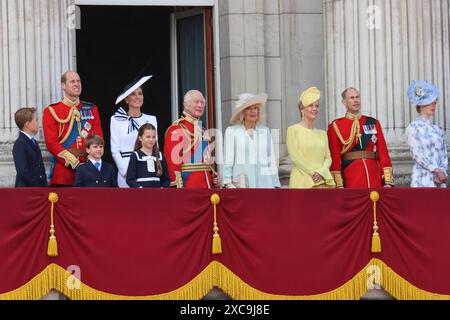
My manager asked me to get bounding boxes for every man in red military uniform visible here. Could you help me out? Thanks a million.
[43,71,103,186]
[327,87,394,188]
[164,90,219,188]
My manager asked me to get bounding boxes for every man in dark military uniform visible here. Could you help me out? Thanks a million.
[327,87,394,188]
[164,90,219,189]
[43,71,103,186]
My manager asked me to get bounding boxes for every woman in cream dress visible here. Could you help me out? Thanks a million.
[287,87,335,188]
[223,93,281,188]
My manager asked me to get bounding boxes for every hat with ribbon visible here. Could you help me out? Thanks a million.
[115,75,153,105]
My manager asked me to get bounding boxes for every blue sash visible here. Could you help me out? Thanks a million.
[181,140,208,185]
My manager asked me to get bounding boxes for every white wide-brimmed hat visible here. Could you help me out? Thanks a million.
[230,93,268,125]
[115,75,153,105]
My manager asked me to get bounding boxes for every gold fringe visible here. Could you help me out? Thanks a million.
[0,264,215,300]
[47,193,59,257]
[214,259,450,300]
[0,260,449,300]
[211,194,222,255]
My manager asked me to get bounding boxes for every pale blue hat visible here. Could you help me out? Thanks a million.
[407,80,439,106]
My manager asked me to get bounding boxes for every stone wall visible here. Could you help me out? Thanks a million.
[0,0,75,186]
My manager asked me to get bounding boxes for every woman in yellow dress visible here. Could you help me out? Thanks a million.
[287,87,336,188]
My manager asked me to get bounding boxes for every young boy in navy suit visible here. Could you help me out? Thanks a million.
[13,108,48,187]
[75,135,117,188]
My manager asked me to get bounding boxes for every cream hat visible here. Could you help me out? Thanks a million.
[230,93,268,125]
[299,87,321,108]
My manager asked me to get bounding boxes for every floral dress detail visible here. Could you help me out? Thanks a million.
[406,117,448,187]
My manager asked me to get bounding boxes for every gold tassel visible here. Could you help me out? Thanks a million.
[370,191,381,253]
[211,194,222,255]
[47,193,59,257]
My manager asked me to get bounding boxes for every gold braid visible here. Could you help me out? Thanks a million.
[49,106,82,143]
[333,117,361,155]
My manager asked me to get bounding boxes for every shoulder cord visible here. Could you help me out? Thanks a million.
[333,118,361,155]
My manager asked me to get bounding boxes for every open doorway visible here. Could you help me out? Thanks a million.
[76,6,173,164]
[76,5,216,165]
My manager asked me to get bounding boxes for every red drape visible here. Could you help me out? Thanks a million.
[1,188,449,297]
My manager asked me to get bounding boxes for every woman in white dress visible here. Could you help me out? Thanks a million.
[406,80,448,188]
[110,76,158,188]
[222,93,281,188]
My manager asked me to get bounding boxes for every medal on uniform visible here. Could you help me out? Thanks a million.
[84,122,92,132]
[363,125,377,134]
[371,135,378,144]
[80,129,89,139]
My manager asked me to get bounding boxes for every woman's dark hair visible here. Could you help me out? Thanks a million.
[134,123,162,177]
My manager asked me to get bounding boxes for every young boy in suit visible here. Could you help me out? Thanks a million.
[13,108,48,187]
[75,135,117,187]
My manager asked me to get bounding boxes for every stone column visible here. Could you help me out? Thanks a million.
[278,0,325,184]
[219,0,325,185]
[324,0,450,185]
[0,0,75,186]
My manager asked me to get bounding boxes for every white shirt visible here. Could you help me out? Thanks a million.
[21,131,35,141]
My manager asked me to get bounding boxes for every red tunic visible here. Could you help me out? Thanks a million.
[42,98,103,186]
[327,113,393,188]
[163,114,213,189]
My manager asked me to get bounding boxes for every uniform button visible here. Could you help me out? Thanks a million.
[96,181,99,184]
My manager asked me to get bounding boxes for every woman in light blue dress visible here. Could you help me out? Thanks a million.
[223,93,281,188]
[406,80,448,187]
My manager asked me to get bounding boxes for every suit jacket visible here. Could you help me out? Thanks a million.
[13,132,48,187]
[75,160,117,188]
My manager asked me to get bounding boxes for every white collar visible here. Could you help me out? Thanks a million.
[21,131,35,140]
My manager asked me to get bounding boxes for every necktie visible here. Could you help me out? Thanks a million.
[31,138,37,145]
[95,162,101,172]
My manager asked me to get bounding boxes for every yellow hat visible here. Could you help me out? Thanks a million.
[299,87,321,108]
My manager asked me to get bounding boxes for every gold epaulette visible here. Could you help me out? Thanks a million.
[57,150,80,170]
[164,118,184,138]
